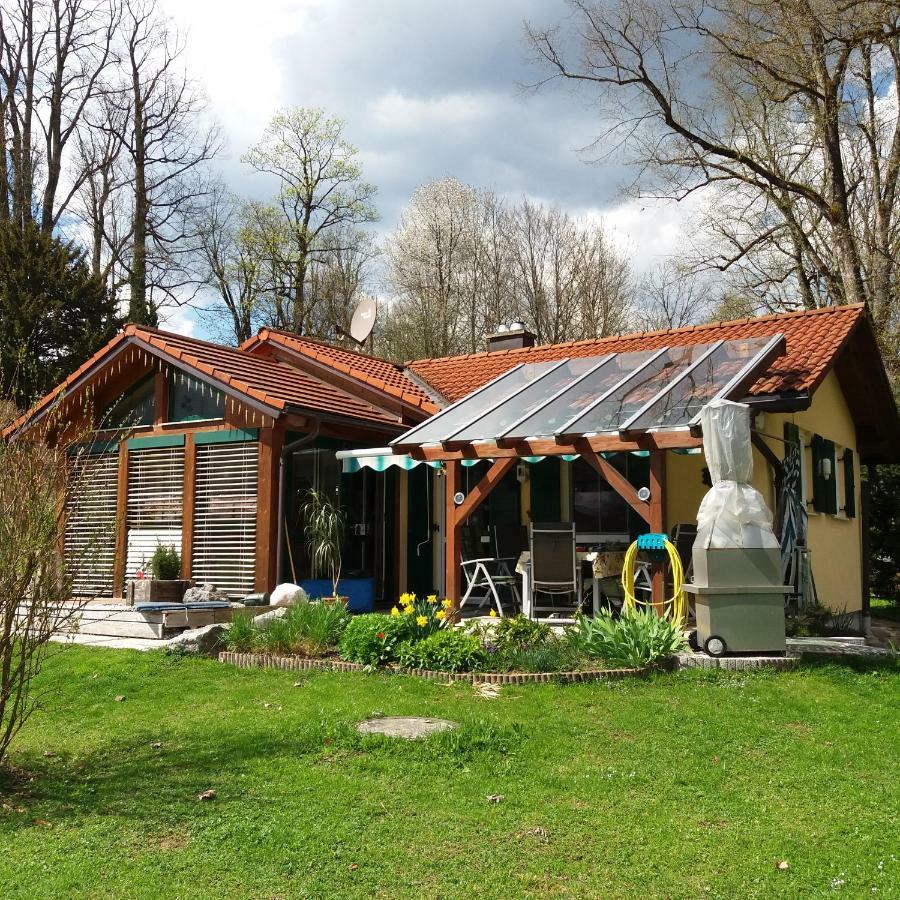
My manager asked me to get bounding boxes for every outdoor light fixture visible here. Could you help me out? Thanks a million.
[453,491,465,505]
[637,486,651,502]
[820,457,833,480]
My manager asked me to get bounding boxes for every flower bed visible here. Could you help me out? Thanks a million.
[223,593,686,678]
[218,650,658,684]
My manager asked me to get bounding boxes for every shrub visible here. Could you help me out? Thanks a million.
[282,599,350,656]
[338,614,405,665]
[397,628,486,673]
[491,614,551,652]
[225,612,256,652]
[149,544,181,580]
[568,607,685,668]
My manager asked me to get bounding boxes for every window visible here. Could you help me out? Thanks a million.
[105,375,155,428]
[810,433,839,515]
[571,455,630,540]
[169,373,225,422]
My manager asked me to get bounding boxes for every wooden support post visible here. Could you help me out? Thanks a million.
[181,433,196,580]
[649,449,667,613]
[153,370,169,425]
[444,460,461,607]
[255,422,285,592]
[113,438,129,599]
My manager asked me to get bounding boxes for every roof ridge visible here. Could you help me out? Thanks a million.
[261,328,400,364]
[407,303,867,365]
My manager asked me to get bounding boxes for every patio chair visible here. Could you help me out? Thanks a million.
[458,526,520,617]
[528,522,581,618]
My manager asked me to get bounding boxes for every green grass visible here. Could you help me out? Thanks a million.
[1,648,898,899]
[871,596,900,623]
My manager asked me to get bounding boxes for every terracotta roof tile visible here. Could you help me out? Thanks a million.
[245,329,440,413]
[6,325,401,436]
[407,304,867,402]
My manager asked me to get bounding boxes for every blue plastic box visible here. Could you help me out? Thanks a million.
[299,578,375,613]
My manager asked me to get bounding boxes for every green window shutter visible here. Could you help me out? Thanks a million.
[783,422,800,449]
[843,448,856,518]
[811,434,827,512]
[822,438,838,515]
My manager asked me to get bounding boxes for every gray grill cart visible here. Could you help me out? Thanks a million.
[685,547,789,656]
[687,398,788,657]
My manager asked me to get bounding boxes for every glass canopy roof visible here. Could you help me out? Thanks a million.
[392,334,784,450]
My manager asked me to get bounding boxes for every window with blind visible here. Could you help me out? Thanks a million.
[192,441,258,597]
[126,446,185,577]
[65,450,119,597]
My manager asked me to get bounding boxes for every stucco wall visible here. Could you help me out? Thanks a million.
[666,371,862,613]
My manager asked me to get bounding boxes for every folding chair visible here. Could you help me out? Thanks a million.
[458,526,520,617]
[529,522,581,618]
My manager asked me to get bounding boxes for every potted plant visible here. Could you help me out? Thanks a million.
[128,544,190,604]
[299,488,347,603]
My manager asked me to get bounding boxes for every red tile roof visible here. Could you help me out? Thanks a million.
[244,329,440,414]
[5,325,401,436]
[407,304,867,402]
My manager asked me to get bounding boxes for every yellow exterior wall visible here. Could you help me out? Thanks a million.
[665,371,863,613]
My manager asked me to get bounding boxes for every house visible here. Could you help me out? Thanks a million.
[6,303,897,623]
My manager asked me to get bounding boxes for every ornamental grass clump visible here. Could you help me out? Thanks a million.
[224,612,256,653]
[568,607,685,669]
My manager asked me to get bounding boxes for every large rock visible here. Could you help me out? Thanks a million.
[183,583,230,604]
[165,623,226,656]
[251,605,288,625]
[269,583,308,607]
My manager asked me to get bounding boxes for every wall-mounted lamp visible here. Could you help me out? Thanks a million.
[453,491,465,505]
[637,486,651,502]
[820,457,833,481]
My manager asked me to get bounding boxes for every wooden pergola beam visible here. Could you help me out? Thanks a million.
[404,430,700,461]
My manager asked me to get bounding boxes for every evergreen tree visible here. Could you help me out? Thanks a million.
[0,221,121,408]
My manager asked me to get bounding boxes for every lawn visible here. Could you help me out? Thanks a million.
[0,648,898,899]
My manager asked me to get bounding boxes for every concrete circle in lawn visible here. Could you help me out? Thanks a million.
[356,716,458,740]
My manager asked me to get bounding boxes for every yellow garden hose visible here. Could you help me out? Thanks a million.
[620,538,687,624]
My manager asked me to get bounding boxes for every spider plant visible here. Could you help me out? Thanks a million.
[299,488,346,598]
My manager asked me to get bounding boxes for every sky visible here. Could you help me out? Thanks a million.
[159,0,693,338]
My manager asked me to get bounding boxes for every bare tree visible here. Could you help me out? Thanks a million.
[526,0,900,378]
[381,178,633,360]
[114,0,218,325]
[0,0,118,231]
[242,107,378,334]
[634,260,713,331]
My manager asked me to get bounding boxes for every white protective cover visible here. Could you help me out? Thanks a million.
[695,399,779,549]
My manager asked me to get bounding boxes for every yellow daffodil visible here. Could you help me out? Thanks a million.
[441,598,452,609]
[426,594,438,605]
[399,592,415,605]
[416,615,428,627]
[404,605,415,616]
[489,609,498,618]
[436,610,446,621]
[390,606,400,617]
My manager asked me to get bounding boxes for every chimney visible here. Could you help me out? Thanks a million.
[486,322,536,352]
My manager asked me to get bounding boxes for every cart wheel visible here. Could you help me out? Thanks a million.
[704,635,727,657]
[687,629,700,652]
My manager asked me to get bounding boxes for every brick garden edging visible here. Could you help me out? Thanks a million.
[218,651,654,684]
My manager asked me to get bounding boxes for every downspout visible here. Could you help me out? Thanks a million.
[276,418,321,585]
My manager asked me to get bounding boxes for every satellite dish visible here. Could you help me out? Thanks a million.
[349,296,377,345]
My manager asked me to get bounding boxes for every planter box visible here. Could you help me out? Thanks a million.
[299,578,375,612]
[126,579,190,605]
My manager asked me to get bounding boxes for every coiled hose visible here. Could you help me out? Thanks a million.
[620,538,687,624]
